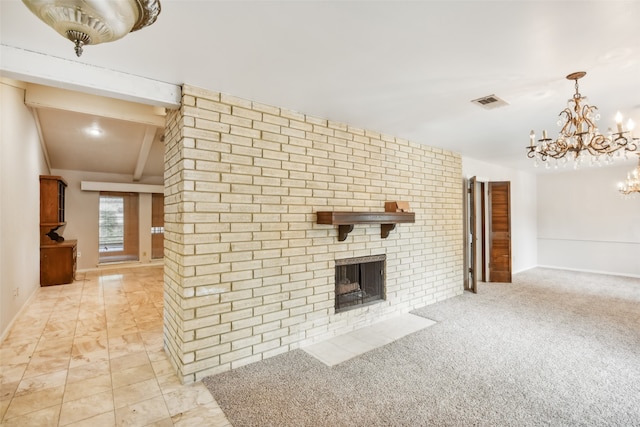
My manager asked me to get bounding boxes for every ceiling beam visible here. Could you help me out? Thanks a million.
[80,181,163,193]
[133,126,158,181]
[0,45,181,109]
[24,83,167,128]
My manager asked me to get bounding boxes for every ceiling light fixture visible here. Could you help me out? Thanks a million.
[526,72,639,169]
[85,126,103,137]
[22,0,161,57]
[618,153,640,196]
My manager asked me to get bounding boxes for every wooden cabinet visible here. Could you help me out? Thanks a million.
[40,175,76,286]
[40,175,67,245]
[40,175,66,223]
[40,240,77,286]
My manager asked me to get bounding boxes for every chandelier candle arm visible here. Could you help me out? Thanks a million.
[526,72,639,167]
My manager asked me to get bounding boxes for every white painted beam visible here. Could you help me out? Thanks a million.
[0,45,181,109]
[133,126,158,181]
[81,181,163,194]
[24,83,166,127]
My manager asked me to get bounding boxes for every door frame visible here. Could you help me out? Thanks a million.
[464,178,511,290]
[465,176,477,293]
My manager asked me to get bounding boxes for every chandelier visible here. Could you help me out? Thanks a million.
[22,0,161,57]
[618,154,640,195]
[526,72,639,168]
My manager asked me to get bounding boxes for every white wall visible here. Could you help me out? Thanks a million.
[462,156,538,275]
[51,169,162,270]
[0,79,49,338]
[537,165,640,277]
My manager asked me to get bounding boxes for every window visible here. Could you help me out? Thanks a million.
[99,192,139,263]
[99,195,124,252]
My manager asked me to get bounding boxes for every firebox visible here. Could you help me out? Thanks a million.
[335,254,386,312]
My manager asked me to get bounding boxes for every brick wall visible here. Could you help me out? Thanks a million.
[164,84,463,383]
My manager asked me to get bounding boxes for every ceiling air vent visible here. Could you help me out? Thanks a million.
[471,94,509,109]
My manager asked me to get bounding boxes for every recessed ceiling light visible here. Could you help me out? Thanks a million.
[85,126,103,137]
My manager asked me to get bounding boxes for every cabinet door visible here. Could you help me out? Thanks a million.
[40,175,67,225]
[57,180,66,222]
[40,244,75,286]
[40,178,60,224]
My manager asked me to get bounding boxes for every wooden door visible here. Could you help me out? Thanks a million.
[479,182,487,282]
[489,181,511,282]
[151,193,164,259]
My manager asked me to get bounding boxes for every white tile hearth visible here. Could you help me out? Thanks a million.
[303,313,436,366]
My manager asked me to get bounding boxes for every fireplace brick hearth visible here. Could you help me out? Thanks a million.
[163,84,463,383]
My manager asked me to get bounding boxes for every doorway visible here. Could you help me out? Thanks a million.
[465,178,512,291]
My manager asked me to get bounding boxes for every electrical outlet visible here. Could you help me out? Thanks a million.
[77,251,82,258]
[13,287,19,298]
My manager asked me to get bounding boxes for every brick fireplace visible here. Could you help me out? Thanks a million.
[163,84,463,383]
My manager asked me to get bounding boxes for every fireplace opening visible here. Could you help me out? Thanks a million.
[335,255,386,312]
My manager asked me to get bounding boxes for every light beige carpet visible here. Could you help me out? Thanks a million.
[203,268,640,427]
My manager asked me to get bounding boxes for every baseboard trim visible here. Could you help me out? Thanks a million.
[77,260,163,273]
[0,286,40,345]
[535,264,640,279]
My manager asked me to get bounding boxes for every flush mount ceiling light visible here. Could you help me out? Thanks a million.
[22,0,161,57]
[526,72,639,169]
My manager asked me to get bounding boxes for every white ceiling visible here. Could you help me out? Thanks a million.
[37,108,164,176]
[1,0,639,180]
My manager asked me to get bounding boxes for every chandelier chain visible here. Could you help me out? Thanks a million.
[573,78,581,99]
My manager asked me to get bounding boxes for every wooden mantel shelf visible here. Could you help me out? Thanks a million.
[316,211,415,241]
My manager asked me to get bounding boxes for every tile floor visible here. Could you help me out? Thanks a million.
[303,313,436,366]
[0,265,231,427]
